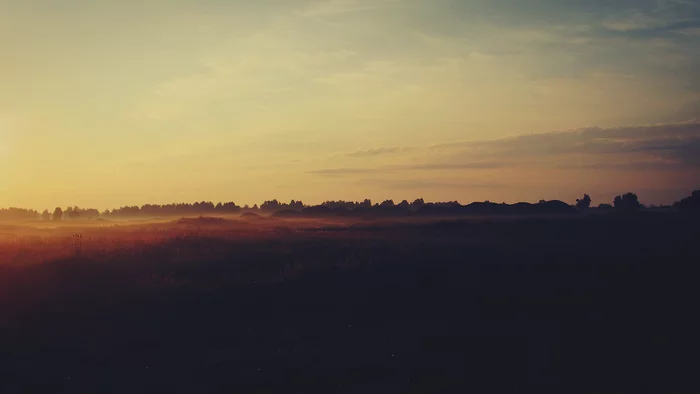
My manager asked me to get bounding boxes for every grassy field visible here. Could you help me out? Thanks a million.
[0,213,697,393]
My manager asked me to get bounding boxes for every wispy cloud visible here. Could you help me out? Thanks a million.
[342,146,409,157]
[296,0,404,18]
[407,162,506,170]
[308,161,506,176]
[358,178,505,190]
[432,121,700,164]
[296,0,378,17]
[313,121,700,176]
[131,43,361,120]
[555,160,684,171]
[308,167,385,175]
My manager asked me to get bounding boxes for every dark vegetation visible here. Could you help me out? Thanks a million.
[0,190,698,393]
[3,191,697,221]
[575,193,591,210]
[675,190,700,213]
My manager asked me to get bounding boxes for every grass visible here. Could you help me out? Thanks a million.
[0,213,697,393]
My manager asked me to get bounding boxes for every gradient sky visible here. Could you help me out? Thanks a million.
[2,0,699,210]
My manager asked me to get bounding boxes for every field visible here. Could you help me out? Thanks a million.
[0,213,697,393]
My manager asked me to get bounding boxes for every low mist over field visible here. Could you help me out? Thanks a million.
[1,206,698,392]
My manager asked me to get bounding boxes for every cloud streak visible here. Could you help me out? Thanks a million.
[296,0,381,17]
[308,161,506,176]
[312,121,700,176]
[433,121,700,166]
[358,178,505,190]
[342,146,408,157]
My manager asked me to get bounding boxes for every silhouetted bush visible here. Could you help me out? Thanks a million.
[614,193,641,212]
[576,194,592,210]
[379,200,395,208]
[411,198,425,211]
[674,190,700,213]
[261,199,305,213]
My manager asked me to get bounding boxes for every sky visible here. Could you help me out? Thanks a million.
[1,0,699,210]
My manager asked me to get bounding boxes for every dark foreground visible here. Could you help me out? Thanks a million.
[1,214,697,393]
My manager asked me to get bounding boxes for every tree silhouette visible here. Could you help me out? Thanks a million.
[17,192,700,220]
[66,206,82,219]
[0,208,39,221]
[289,200,304,210]
[52,207,63,221]
[613,193,641,212]
[260,200,281,212]
[221,202,241,212]
[379,200,395,208]
[411,198,425,210]
[674,190,700,213]
[576,194,592,210]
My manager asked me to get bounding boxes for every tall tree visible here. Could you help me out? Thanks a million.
[52,207,63,221]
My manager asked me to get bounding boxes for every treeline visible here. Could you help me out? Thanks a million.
[1,190,698,221]
[106,200,305,217]
[674,190,700,213]
[0,208,41,221]
[318,198,459,211]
